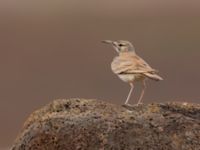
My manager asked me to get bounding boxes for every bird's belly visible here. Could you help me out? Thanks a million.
[118,74,135,82]
[118,74,144,83]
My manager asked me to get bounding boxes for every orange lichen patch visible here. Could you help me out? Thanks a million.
[172,134,182,149]
[147,103,161,113]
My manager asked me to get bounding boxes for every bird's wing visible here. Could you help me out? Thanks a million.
[111,53,157,75]
[131,54,158,73]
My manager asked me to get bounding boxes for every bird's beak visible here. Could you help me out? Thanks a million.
[102,40,119,53]
[101,40,114,45]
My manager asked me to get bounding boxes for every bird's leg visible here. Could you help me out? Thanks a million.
[125,83,134,105]
[137,80,146,105]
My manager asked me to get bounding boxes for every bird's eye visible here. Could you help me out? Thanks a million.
[119,44,124,47]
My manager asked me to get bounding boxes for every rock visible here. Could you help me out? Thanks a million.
[12,99,200,150]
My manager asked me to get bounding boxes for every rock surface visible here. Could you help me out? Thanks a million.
[12,99,200,150]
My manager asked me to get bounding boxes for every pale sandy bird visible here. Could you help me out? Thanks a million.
[102,40,163,105]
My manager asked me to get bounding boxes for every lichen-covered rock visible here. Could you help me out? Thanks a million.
[12,99,200,150]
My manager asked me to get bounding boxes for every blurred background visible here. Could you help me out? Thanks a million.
[0,0,200,149]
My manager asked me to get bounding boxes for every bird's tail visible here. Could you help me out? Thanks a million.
[144,73,163,81]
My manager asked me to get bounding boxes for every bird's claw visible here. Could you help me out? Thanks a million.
[122,103,134,108]
[136,102,143,106]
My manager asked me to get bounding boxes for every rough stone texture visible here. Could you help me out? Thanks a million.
[12,99,200,150]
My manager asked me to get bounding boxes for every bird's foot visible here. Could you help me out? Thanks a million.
[122,103,133,107]
[124,103,133,107]
[123,102,144,109]
[136,102,143,106]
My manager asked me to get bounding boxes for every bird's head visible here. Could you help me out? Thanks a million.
[102,40,135,53]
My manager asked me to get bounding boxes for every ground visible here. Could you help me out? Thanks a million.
[12,98,200,150]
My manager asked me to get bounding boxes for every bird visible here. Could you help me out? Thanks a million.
[102,40,163,105]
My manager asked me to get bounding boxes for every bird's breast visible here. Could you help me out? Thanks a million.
[111,55,145,83]
[111,57,131,74]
